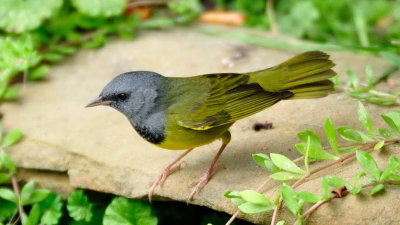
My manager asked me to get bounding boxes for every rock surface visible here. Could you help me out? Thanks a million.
[2,24,400,224]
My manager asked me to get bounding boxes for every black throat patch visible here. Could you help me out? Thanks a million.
[132,123,165,144]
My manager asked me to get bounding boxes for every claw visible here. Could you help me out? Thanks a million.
[148,162,183,202]
[186,143,228,202]
[186,172,211,203]
[148,149,193,202]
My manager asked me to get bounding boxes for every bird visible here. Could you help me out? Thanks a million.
[86,51,336,202]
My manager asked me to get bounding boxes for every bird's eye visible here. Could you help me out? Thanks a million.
[117,93,128,101]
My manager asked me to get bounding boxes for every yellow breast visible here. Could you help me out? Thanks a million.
[155,122,232,150]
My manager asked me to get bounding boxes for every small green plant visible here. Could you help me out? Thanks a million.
[0,126,157,225]
[225,102,400,225]
[346,65,399,106]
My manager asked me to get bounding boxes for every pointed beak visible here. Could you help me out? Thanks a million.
[85,96,112,108]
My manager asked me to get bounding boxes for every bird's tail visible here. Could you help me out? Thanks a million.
[248,51,336,99]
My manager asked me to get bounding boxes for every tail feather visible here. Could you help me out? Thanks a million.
[288,80,334,99]
[248,51,336,99]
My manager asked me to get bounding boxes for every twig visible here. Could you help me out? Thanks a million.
[227,137,400,225]
[270,138,399,224]
[225,210,240,225]
[11,176,25,218]
[294,180,400,224]
[270,201,281,225]
[294,197,332,225]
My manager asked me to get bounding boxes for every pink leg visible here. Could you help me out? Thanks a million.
[186,143,228,203]
[148,148,193,202]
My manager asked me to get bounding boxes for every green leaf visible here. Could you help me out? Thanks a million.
[295,192,321,203]
[0,35,41,72]
[0,173,10,184]
[81,33,107,49]
[24,204,41,225]
[42,52,65,63]
[39,193,63,225]
[356,150,380,180]
[29,65,50,81]
[381,111,400,134]
[270,171,304,181]
[324,118,339,154]
[380,51,400,67]
[338,146,360,154]
[0,0,62,33]
[365,65,375,88]
[68,205,106,225]
[347,88,370,99]
[270,153,305,174]
[237,202,274,214]
[276,221,285,225]
[2,129,23,148]
[337,126,373,143]
[224,190,241,198]
[0,188,17,203]
[2,87,20,100]
[323,176,350,189]
[239,190,272,205]
[231,198,246,207]
[21,181,51,205]
[53,46,77,55]
[295,130,338,160]
[378,128,396,139]
[346,70,359,88]
[357,101,375,136]
[281,183,301,217]
[168,0,203,24]
[278,1,319,38]
[71,0,127,17]
[252,153,280,173]
[67,190,93,222]
[224,190,247,206]
[380,156,400,181]
[374,141,385,151]
[387,173,400,181]
[366,96,397,106]
[0,152,16,173]
[0,198,17,222]
[351,172,366,194]
[370,183,385,195]
[138,18,176,29]
[103,197,157,225]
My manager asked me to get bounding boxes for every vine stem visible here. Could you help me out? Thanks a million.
[270,202,281,225]
[227,137,400,225]
[11,176,25,219]
[271,137,400,225]
[293,180,400,225]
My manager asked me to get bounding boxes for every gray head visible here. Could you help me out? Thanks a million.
[86,71,164,122]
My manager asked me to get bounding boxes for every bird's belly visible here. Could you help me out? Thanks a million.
[155,123,232,150]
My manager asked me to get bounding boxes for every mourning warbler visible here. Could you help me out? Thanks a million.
[86,51,336,202]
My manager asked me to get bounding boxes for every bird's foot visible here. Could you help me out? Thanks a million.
[148,162,183,202]
[186,166,217,203]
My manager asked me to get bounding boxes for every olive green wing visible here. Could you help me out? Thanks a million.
[166,73,289,130]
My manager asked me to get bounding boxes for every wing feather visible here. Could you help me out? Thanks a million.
[166,73,289,130]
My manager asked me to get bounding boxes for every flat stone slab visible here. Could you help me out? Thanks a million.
[3,25,400,224]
